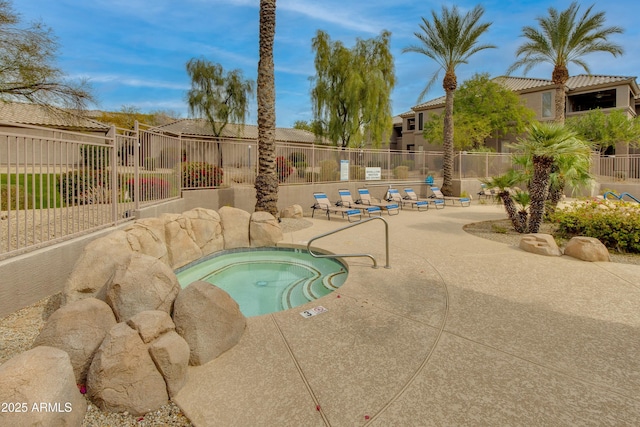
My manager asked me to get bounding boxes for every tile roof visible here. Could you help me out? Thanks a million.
[0,102,110,132]
[152,118,319,144]
[410,74,639,112]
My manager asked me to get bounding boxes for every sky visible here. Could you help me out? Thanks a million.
[17,0,640,128]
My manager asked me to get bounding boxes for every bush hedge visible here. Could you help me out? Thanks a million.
[181,162,223,188]
[58,169,111,205]
[552,199,640,253]
[127,177,170,201]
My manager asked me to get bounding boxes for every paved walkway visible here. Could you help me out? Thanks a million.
[174,203,640,426]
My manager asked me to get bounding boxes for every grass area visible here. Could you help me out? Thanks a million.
[1,173,63,209]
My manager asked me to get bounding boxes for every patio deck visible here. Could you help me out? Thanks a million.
[174,203,640,426]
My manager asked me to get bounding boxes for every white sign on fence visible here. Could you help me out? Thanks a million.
[340,159,349,181]
[365,167,382,180]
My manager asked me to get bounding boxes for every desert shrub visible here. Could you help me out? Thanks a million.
[81,145,110,170]
[127,177,170,201]
[288,152,307,164]
[58,169,111,205]
[181,162,223,188]
[552,199,640,253]
[350,165,365,180]
[1,185,32,210]
[276,156,294,183]
[144,157,156,171]
[294,161,308,178]
[319,159,338,181]
[393,165,409,179]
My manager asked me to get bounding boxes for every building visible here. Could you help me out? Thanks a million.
[395,74,640,154]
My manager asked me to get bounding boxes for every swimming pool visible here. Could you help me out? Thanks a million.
[175,248,348,317]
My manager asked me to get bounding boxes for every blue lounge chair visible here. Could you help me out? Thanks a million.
[356,188,400,215]
[429,187,471,207]
[404,188,444,209]
[312,192,362,222]
[338,189,382,217]
[387,188,429,211]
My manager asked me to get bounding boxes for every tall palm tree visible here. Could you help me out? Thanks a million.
[254,0,278,216]
[511,122,591,233]
[403,5,495,196]
[507,2,623,124]
[482,170,526,233]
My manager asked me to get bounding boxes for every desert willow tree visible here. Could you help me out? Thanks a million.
[186,58,254,168]
[507,2,623,124]
[311,30,395,148]
[254,0,278,215]
[403,5,494,195]
[0,0,93,109]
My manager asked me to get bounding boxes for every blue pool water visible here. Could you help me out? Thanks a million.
[175,248,348,317]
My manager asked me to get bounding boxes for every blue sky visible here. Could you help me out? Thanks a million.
[17,0,640,127]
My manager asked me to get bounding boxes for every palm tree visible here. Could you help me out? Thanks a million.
[507,2,623,124]
[254,0,278,216]
[511,122,591,233]
[482,170,526,233]
[403,5,495,196]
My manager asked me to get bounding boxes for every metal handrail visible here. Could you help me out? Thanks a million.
[603,191,640,204]
[306,216,390,269]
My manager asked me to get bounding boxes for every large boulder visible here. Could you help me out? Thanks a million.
[127,311,190,398]
[106,253,180,322]
[564,236,610,262]
[519,233,562,257]
[149,331,190,398]
[161,213,202,269]
[219,206,251,249]
[87,323,168,416]
[125,217,169,265]
[182,208,224,256]
[0,346,87,426]
[173,281,246,366]
[280,204,303,219]
[127,310,176,344]
[250,211,283,247]
[32,298,117,384]
[64,230,133,304]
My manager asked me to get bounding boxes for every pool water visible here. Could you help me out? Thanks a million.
[175,248,348,317]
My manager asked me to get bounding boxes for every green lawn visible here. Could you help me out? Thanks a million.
[1,173,63,209]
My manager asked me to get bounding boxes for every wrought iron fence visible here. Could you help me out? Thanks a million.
[1,120,636,258]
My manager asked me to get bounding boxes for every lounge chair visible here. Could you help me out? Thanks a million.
[477,184,498,201]
[429,187,471,207]
[356,188,400,215]
[312,192,362,222]
[404,188,444,209]
[338,189,382,217]
[387,188,429,211]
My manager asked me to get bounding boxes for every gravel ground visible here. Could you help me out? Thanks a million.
[1,216,635,426]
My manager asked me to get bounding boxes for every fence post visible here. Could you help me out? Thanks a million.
[133,121,140,211]
[109,125,118,224]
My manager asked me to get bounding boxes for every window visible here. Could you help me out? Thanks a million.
[407,118,415,131]
[542,92,552,118]
[418,113,423,130]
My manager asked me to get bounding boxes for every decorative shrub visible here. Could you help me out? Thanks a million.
[81,145,110,170]
[276,156,293,183]
[58,169,111,205]
[552,199,640,253]
[319,159,338,182]
[350,165,365,180]
[181,162,223,188]
[144,157,156,171]
[295,162,308,178]
[288,152,307,164]
[393,166,409,179]
[127,177,170,201]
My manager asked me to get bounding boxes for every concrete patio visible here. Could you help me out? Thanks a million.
[173,203,640,426]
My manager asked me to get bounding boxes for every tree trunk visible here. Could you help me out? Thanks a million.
[441,86,455,196]
[552,65,568,124]
[499,191,526,233]
[254,0,278,216]
[528,155,553,233]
